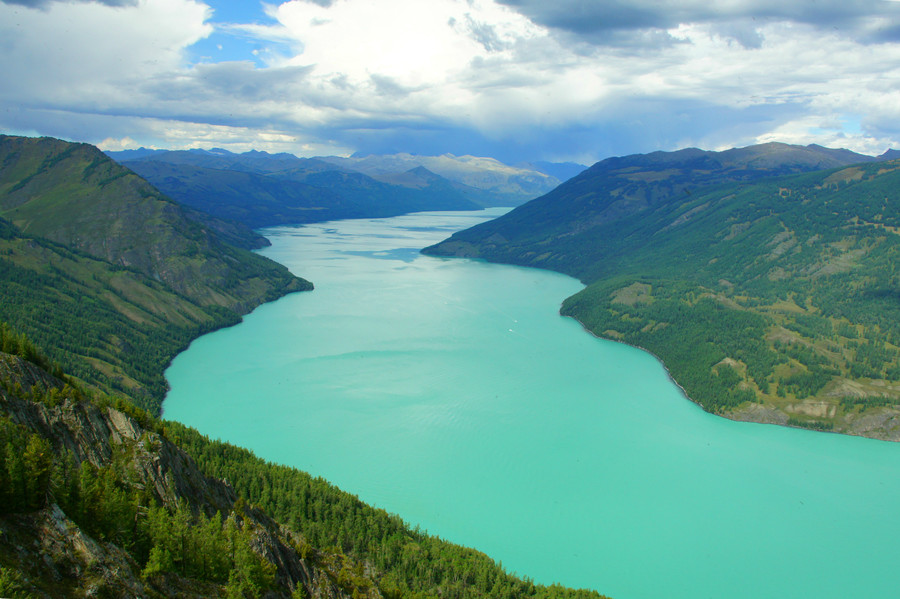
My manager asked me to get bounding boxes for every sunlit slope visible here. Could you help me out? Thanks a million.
[0,135,308,311]
[0,135,310,410]
[427,146,900,439]
[424,143,877,274]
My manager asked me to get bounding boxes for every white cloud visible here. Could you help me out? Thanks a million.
[0,0,211,107]
[2,0,900,162]
[97,136,142,151]
[95,116,355,155]
[271,0,542,84]
[753,115,898,156]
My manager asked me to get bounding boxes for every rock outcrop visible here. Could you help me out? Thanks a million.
[0,351,379,599]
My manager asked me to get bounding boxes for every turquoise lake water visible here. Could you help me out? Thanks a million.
[164,209,900,599]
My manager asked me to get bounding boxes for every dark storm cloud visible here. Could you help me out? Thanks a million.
[496,0,900,44]
[143,62,315,105]
[297,97,808,165]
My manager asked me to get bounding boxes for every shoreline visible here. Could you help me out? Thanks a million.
[560,308,900,442]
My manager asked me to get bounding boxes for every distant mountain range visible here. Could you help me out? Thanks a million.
[318,152,570,204]
[106,148,582,228]
[425,141,900,440]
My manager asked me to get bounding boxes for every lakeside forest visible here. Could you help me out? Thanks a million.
[0,324,606,599]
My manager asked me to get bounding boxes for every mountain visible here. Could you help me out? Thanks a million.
[270,163,483,215]
[1,137,610,599]
[423,142,880,274]
[0,347,320,598]
[108,147,570,213]
[107,147,314,174]
[425,143,900,439]
[318,152,563,205]
[117,159,352,228]
[114,151,483,228]
[101,146,167,161]
[0,135,311,411]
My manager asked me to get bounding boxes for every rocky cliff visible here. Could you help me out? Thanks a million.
[0,350,377,598]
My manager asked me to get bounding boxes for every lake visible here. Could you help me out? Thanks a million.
[164,209,900,599]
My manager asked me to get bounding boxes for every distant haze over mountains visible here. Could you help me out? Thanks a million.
[107,148,583,225]
[318,152,570,203]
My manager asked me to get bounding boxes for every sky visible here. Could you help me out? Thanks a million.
[3,0,900,165]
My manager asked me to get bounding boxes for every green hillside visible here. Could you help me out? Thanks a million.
[426,145,900,439]
[423,142,877,273]
[0,136,310,412]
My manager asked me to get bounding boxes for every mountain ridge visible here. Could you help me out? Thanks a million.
[107,147,579,211]
[116,152,485,229]
[423,142,885,275]
[0,135,311,410]
[318,152,564,205]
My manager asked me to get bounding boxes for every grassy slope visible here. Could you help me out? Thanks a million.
[423,143,876,274]
[0,135,309,312]
[559,163,900,438]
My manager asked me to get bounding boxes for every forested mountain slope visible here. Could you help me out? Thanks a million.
[426,144,900,439]
[0,136,310,411]
[0,330,608,599]
[423,143,878,274]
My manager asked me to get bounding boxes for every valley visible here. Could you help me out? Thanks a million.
[3,134,900,598]
[164,210,900,599]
